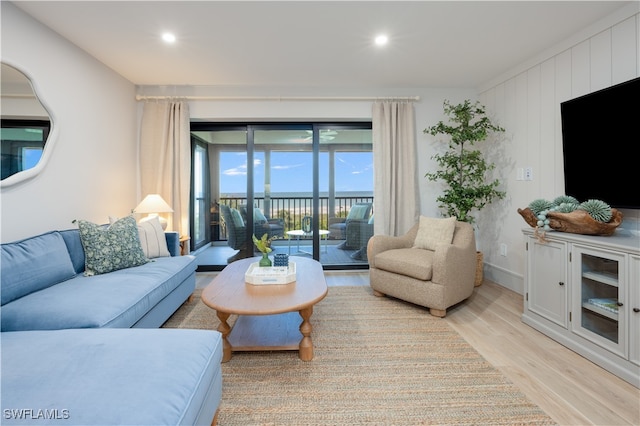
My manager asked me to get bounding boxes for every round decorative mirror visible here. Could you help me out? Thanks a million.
[1,62,54,187]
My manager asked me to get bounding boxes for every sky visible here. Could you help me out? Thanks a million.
[220,151,373,195]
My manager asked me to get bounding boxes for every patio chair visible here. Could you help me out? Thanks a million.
[348,214,374,260]
[239,205,285,239]
[329,202,372,249]
[219,204,248,261]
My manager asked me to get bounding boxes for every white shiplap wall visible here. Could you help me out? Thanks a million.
[478,7,639,294]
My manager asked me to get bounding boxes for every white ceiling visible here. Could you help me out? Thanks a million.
[12,1,635,89]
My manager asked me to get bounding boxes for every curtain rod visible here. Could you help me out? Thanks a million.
[135,94,420,102]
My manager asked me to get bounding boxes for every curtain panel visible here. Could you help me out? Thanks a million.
[372,101,419,236]
[139,101,191,236]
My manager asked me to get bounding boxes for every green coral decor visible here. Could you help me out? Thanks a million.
[579,199,613,223]
[553,195,579,206]
[528,199,554,216]
[424,100,505,224]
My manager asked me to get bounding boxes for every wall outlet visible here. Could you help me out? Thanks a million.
[499,243,508,256]
[524,167,533,181]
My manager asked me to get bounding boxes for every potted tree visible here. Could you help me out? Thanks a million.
[424,99,506,285]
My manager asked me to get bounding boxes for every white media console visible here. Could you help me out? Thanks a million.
[521,226,640,388]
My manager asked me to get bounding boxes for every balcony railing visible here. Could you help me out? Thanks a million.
[217,195,373,240]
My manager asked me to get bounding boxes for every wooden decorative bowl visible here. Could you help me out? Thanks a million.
[517,207,623,236]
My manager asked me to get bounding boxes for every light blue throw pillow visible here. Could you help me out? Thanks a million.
[253,207,268,224]
[230,208,245,228]
[347,204,370,220]
[78,216,148,276]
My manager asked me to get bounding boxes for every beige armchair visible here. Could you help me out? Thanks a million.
[367,220,476,317]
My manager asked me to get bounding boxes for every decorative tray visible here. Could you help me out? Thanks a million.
[245,261,296,285]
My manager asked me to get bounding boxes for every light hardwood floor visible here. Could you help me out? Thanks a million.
[196,271,640,425]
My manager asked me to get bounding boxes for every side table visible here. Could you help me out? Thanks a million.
[286,229,329,255]
[179,236,190,255]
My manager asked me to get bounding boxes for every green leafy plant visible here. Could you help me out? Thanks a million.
[424,100,506,224]
[252,233,276,254]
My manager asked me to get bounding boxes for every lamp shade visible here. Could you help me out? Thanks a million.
[135,194,173,214]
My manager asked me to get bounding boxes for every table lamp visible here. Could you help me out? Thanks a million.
[135,194,173,230]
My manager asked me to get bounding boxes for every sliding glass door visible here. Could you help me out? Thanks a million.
[322,128,374,264]
[190,122,372,270]
[190,140,210,251]
[254,128,320,260]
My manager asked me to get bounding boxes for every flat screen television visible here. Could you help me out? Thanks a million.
[561,76,640,210]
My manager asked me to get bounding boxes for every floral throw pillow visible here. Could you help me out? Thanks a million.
[78,215,149,276]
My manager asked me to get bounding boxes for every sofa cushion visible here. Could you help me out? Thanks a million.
[1,232,76,306]
[78,216,148,276]
[413,215,457,251]
[1,328,223,426]
[137,216,171,258]
[59,228,87,275]
[374,248,434,281]
[1,255,197,331]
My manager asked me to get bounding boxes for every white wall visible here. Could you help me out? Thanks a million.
[0,3,138,242]
[477,4,640,294]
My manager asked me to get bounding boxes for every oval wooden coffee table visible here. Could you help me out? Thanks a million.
[201,256,327,362]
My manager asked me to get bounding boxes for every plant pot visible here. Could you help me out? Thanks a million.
[474,251,483,287]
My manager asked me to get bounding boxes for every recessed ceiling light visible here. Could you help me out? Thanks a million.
[162,32,176,44]
[374,34,388,46]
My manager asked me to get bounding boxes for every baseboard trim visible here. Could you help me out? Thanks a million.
[483,262,524,295]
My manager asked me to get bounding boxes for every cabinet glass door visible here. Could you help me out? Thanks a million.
[630,255,640,367]
[572,245,626,357]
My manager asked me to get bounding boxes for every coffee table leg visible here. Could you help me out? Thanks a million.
[298,306,314,361]
[216,310,233,362]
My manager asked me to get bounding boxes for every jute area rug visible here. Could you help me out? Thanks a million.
[163,286,555,425]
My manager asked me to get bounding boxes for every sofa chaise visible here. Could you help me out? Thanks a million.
[2,328,223,426]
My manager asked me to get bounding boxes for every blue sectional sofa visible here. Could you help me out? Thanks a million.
[1,228,195,331]
[1,227,223,425]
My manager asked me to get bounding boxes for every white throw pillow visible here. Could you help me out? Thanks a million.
[109,215,170,259]
[137,216,171,258]
[413,216,457,251]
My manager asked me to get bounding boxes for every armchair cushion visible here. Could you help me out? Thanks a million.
[374,248,434,281]
[413,216,457,251]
